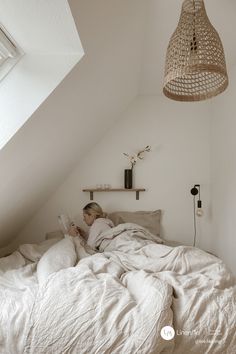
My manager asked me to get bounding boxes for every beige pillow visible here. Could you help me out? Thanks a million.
[19,238,61,262]
[0,251,26,272]
[108,210,161,238]
[45,230,64,241]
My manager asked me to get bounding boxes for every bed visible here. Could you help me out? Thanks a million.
[0,210,236,354]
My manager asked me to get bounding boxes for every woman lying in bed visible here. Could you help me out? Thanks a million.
[69,202,114,249]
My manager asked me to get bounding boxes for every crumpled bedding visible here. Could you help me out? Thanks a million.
[0,223,235,354]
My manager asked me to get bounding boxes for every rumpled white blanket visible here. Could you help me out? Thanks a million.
[0,223,235,354]
[100,224,236,354]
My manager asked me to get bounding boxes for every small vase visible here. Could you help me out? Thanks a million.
[124,169,133,189]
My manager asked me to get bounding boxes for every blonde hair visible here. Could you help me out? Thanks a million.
[83,202,107,219]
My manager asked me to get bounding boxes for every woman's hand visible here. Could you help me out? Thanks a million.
[68,223,80,237]
[77,227,87,240]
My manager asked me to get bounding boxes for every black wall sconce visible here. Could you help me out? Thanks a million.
[190,184,203,247]
[190,184,203,217]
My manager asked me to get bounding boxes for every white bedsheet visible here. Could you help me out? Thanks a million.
[0,224,235,354]
[0,263,38,354]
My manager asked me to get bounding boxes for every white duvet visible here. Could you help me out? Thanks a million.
[0,223,235,354]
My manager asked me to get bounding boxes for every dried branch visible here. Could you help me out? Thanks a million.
[123,145,151,169]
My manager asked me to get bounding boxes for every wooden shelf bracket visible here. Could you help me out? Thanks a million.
[82,188,146,201]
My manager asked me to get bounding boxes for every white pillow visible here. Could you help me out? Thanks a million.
[37,236,77,284]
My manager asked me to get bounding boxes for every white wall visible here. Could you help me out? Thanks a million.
[14,95,212,253]
[0,0,146,251]
[210,65,236,275]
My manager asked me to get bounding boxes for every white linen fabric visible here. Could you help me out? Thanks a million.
[72,235,96,259]
[97,222,164,251]
[0,223,235,354]
[0,263,38,354]
[37,235,77,284]
[87,217,114,249]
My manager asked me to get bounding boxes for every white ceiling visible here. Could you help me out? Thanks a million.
[0,0,84,149]
[0,0,82,54]
[0,0,235,250]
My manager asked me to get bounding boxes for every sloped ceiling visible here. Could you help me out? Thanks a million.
[0,0,235,249]
[0,0,146,248]
[0,0,84,149]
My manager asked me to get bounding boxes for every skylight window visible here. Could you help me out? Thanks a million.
[0,24,23,81]
[0,0,83,150]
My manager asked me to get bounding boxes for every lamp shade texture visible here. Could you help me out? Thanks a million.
[163,0,228,101]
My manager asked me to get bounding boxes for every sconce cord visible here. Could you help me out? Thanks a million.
[193,195,197,247]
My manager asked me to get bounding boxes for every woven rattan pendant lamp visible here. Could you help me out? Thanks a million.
[163,0,228,101]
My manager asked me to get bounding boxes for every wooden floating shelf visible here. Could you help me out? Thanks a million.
[82,188,146,200]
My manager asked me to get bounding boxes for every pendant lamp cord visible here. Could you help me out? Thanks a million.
[193,0,196,47]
